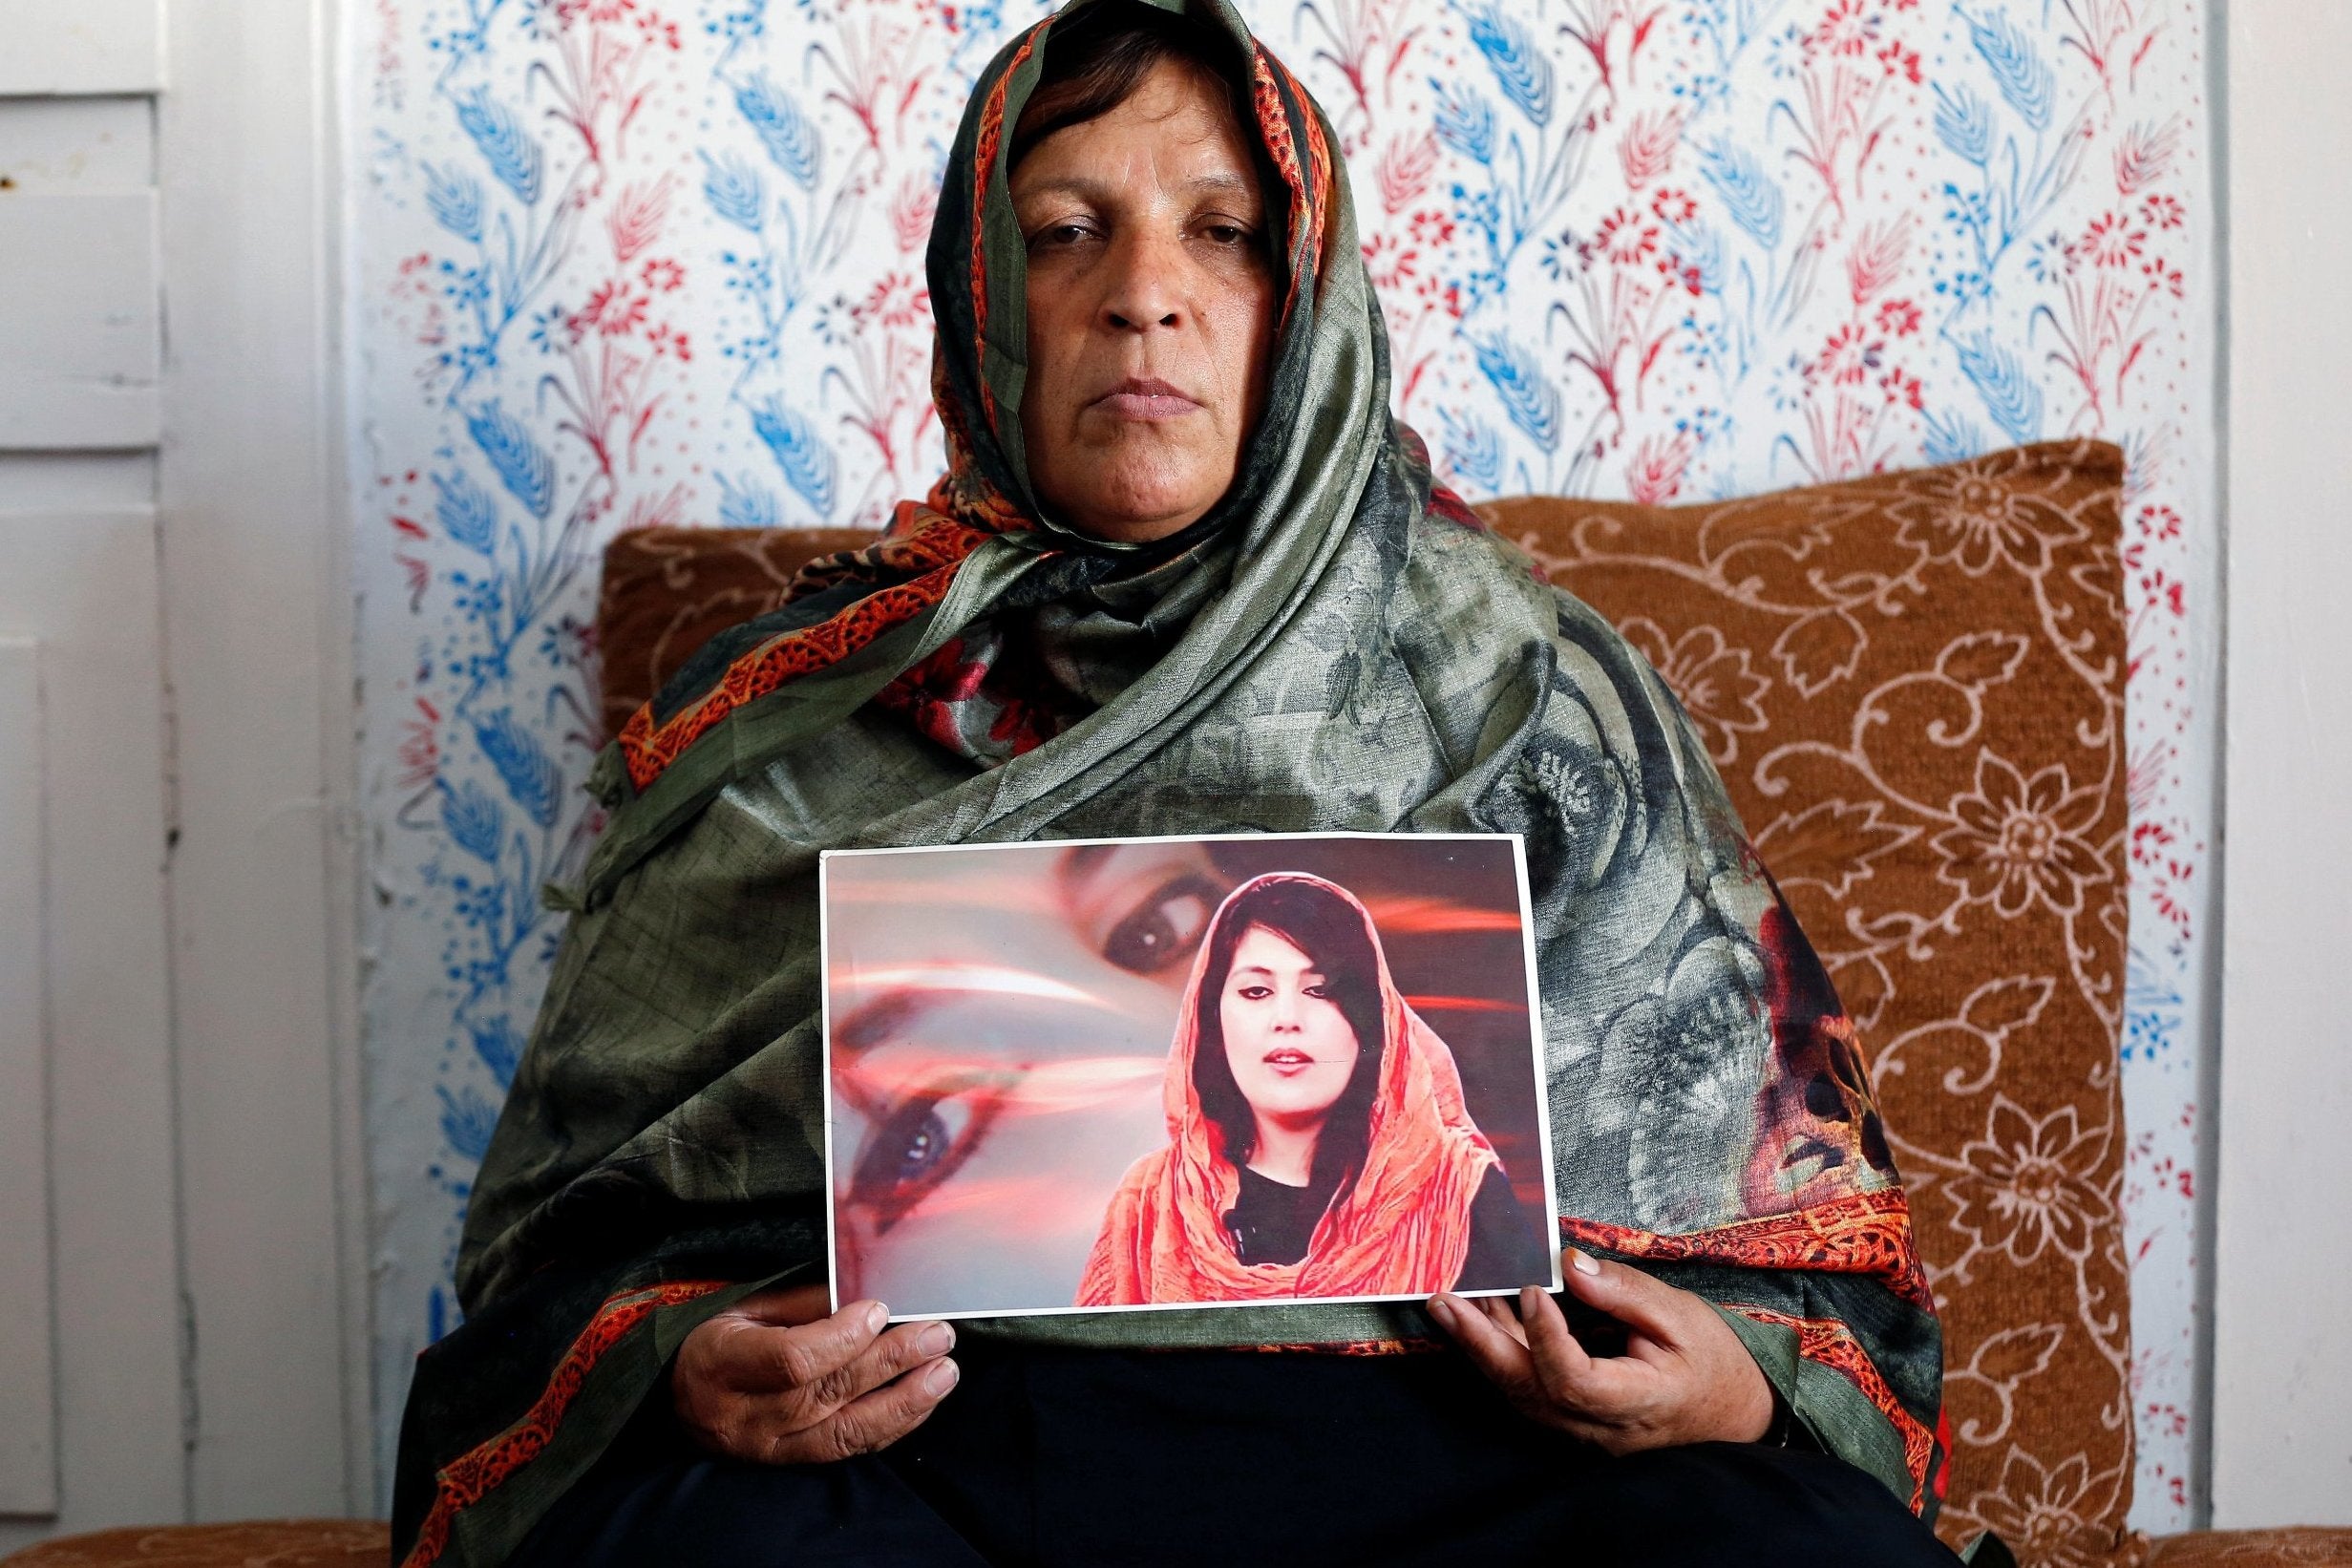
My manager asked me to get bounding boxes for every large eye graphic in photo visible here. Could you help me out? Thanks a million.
[826,841,1228,1310]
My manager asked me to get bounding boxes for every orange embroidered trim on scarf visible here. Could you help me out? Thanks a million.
[966,29,1041,434]
[400,1279,731,1568]
[1559,1187,1934,1312]
[1249,44,1323,324]
[1286,51,1332,284]
[1721,1304,1939,1514]
[616,510,996,791]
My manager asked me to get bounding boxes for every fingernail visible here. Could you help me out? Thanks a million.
[866,1302,890,1333]
[924,1358,960,1395]
[1570,1249,1600,1277]
[1428,1295,1455,1326]
[917,1321,955,1358]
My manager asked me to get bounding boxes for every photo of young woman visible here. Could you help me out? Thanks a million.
[821,834,1557,1319]
[1077,872,1555,1305]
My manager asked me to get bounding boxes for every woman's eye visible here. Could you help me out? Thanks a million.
[1101,875,1218,974]
[1028,221,1094,251]
[1200,222,1253,247]
[1236,984,1274,1000]
[1303,984,1331,999]
[847,1088,995,1235]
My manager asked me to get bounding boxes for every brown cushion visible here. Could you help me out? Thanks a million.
[589,445,2137,1561]
[0,1521,389,1567]
[595,525,876,739]
[1484,439,2133,1563]
[2148,1531,2352,1566]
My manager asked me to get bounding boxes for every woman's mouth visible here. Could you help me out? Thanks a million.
[1262,1047,1315,1072]
[1091,378,1203,420]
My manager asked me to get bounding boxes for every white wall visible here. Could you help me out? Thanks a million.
[2213,0,2352,1529]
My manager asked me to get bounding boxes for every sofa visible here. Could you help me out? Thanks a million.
[11,442,2344,1566]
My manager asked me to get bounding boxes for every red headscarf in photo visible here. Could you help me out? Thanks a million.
[1078,874,1502,1304]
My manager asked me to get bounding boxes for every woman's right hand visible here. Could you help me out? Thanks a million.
[671,1283,959,1463]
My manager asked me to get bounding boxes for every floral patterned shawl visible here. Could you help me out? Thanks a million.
[390,2,1948,1562]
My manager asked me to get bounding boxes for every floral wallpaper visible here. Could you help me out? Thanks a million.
[352,0,2214,1525]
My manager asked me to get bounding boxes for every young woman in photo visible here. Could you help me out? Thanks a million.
[1079,873,1548,1303]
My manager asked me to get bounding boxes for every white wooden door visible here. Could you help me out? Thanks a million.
[0,0,368,1546]
[0,4,183,1543]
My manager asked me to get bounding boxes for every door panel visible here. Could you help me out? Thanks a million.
[0,638,56,1517]
[0,511,180,1538]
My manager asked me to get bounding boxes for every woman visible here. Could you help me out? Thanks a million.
[1079,873,1550,1303]
[392,2,1964,1563]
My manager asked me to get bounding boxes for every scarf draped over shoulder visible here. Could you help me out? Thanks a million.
[391,3,1948,1563]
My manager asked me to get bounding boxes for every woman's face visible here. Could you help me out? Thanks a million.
[1010,55,1278,543]
[1218,924,1362,1125]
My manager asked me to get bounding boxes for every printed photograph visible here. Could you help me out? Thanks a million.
[820,834,1560,1320]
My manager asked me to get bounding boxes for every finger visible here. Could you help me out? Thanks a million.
[1477,1294,1530,1349]
[1560,1250,1690,1348]
[1429,1294,1537,1396]
[1532,1275,1669,1420]
[778,1319,957,1429]
[773,1355,962,1465]
[1517,1284,1608,1408]
[732,1298,891,1393]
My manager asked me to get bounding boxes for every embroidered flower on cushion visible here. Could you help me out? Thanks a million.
[1962,1450,2117,1568]
[1945,1095,2113,1268]
[1931,752,2107,919]
[1887,451,2089,576]
[1622,620,1769,763]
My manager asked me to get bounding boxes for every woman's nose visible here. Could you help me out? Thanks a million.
[1270,987,1302,1029]
[1099,229,1184,333]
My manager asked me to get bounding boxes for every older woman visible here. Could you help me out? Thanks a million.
[391,2,1963,1564]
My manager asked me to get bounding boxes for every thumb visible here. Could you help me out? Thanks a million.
[1560,1249,1688,1346]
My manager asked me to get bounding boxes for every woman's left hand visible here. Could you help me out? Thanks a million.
[1429,1249,1777,1453]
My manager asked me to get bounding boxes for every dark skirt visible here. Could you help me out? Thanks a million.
[510,1341,1960,1567]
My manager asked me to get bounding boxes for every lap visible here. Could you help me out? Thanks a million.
[509,1451,989,1568]
[1550,1443,1959,1568]
[511,1344,1957,1568]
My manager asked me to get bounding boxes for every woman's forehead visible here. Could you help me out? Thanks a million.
[1010,57,1262,197]
[1231,924,1319,970]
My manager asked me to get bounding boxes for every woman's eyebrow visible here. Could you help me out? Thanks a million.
[1055,843,1117,905]
[1014,172,1261,205]
[1179,171,1259,201]
[832,990,935,1060]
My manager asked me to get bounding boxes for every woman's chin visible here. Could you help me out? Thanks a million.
[1042,460,1233,541]
[1058,496,1218,542]
[1248,1093,1345,1124]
